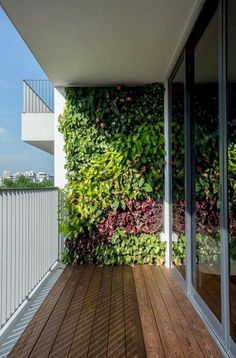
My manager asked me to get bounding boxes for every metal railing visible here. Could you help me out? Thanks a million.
[23,80,54,113]
[0,188,59,329]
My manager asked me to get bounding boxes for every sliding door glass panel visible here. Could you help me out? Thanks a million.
[228,0,236,342]
[193,8,221,321]
[171,60,186,277]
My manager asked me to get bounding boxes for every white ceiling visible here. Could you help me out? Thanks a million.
[1,0,202,86]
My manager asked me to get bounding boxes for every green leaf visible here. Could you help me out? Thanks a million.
[144,183,153,192]
[112,199,119,210]
[120,200,126,210]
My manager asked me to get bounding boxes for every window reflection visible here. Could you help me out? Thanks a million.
[228,0,236,342]
[193,9,221,321]
[171,60,186,277]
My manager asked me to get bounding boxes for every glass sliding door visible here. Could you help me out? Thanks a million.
[228,0,236,343]
[170,59,186,278]
[192,6,221,321]
[168,0,236,354]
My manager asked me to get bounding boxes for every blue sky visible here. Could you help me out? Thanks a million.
[0,8,53,175]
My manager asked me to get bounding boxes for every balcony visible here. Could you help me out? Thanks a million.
[21,80,54,155]
[0,190,222,357]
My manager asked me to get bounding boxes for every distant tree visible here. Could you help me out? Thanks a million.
[1,175,53,189]
[1,178,15,188]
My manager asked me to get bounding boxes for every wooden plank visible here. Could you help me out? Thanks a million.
[68,265,103,358]
[151,265,204,358]
[107,266,126,358]
[87,266,113,358]
[123,266,146,358]
[9,265,75,358]
[49,264,94,358]
[133,265,165,358]
[141,265,184,357]
[29,265,84,358]
[161,266,223,358]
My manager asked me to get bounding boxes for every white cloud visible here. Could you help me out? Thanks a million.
[0,127,14,142]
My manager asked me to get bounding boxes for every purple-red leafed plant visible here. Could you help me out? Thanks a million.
[96,199,163,241]
[173,199,236,239]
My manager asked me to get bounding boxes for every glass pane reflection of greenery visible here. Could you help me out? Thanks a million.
[171,61,186,276]
[228,0,236,341]
[193,9,221,322]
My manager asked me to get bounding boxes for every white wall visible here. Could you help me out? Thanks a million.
[21,113,54,155]
[54,87,67,188]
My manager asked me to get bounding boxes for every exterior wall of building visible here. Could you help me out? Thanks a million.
[21,112,54,155]
[54,87,66,188]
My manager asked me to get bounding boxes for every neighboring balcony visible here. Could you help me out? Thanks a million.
[21,80,54,155]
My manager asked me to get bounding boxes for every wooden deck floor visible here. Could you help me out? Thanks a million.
[9,265,222,358]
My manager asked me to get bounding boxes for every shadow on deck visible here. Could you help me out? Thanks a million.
[9,265,222,357]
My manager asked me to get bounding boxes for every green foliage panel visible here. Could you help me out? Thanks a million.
[61,231,166,266]
[59,84,170,265]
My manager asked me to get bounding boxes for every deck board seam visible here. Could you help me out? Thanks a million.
[160,267,208,357]
[21,265,76,357]
[29,265,81,357]
[49,264,95,358]
[139,265,166,357]
[47,265,86,357]
[105,267,113,358]
[161,267,205,355]
[106,266,126,357]
[126,266,146,358]
[143,267,185,358]
[160,267,216,358]
[87,266,113,358]
[66,264,96,356]
[9,265,75,357]
[86,266,105,356]
[122,267,128,358]
[152,266,202,358]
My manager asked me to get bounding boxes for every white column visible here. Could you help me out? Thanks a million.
[164,81,172,268]
[54,87,67,188]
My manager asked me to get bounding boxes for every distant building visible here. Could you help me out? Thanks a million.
[48,175,54,183]
[11,173,20,182]
[3,171,11,180]
[37,172,48,182]
[1,170,51,184]
[24,171,36,182]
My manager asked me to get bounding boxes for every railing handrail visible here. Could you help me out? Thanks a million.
[23,79,51,81]
[23,79,54,113]
[0,187,58,192]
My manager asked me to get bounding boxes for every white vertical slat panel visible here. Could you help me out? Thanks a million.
[1,192,7,326]
[35,191,39,284]
[29,190,33,292]
[6,192,11,321]
[19,191,23,304]
[0,189,59,331]
[39,191,43,279]
[22,191,26,302]
[15,191,19,309]
[0,193,3,326]
[26,190,29,296]
[33,191,36,287]
[0,193,2,325]
[10,191,16,315]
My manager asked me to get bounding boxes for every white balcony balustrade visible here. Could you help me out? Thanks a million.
[0,189,59,330]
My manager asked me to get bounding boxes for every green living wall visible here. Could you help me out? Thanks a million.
[59,82,236,266]
[59,84,172,265]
